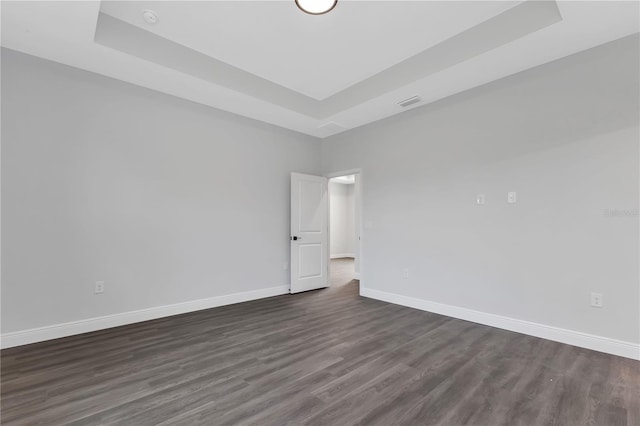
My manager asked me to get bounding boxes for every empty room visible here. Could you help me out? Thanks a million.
[1,0,639,425]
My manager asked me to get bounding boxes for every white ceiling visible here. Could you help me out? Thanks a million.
[100,1,518,100]
[1,1,639,138]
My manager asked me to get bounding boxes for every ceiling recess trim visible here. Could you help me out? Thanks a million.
[94,0,562,120]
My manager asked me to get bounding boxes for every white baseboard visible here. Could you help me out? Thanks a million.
[360,287,640,361]
[354,273,361,280]
[330,253,355,259]
[1,285,289,349]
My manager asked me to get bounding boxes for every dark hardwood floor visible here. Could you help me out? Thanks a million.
[1,258,639,425]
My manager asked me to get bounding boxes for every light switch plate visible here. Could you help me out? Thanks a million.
[508,192,517,204]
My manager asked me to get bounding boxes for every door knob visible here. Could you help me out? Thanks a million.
[291,236,301,241]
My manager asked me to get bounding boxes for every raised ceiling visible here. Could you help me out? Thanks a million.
[99,1,519,100]
[2,1,639,138]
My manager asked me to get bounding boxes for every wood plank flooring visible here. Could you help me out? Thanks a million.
[2,258,639,425]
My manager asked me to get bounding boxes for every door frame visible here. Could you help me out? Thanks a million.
[325,168,363,286]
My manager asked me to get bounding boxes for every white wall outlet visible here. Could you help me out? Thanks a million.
[283,262,289,270]
[590,292,603,308]
[508,192,517,204]
[401,269,409,279]
[477,194,486,205]
[95,281,105,294]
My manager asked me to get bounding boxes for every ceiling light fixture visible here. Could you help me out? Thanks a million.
[295,0,337,15]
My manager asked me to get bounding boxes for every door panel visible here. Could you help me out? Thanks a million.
[299,244,322,278]
[291,173,328,293]
[298,180,323,232]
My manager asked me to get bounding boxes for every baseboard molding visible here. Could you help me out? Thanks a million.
[360,287,640,361]
[330,253,355,259]
[354,273,361,280]
[1,285,289,349]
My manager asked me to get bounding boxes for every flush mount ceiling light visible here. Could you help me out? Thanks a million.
[295,0,338,15]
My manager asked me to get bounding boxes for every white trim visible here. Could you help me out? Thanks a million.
[330,253,355,259]
[325,168,362,179]
[1,286,289,349]
[360,287,640,361]
[354,273,361,280]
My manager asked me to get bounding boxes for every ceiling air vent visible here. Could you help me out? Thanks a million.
[398,95,421,108]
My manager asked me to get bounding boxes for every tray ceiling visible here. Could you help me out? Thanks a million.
[2,1,639,138]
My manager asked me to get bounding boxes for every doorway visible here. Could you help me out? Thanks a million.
[289,171,362,294]
[328,171,361,282]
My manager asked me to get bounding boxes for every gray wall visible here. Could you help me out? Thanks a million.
[329,182,355,257]
[1,49,321,333]
[322,35,640,343]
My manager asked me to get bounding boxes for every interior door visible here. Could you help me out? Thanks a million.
[290,173,329,293]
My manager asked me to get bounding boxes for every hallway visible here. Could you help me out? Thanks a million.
[329,257,358,291]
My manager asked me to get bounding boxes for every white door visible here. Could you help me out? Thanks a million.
[290,173,329,293]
